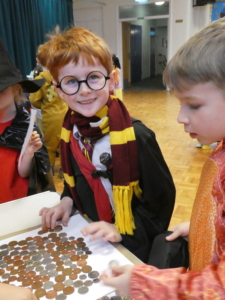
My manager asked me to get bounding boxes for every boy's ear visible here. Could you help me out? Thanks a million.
[108,71,115,92]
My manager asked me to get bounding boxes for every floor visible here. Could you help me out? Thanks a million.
[53,79,212,230]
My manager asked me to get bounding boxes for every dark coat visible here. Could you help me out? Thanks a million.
[61,118,175,263]
[0,105,55,195]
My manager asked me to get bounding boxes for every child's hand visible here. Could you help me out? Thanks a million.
[0,283,38,300]
[25,131,42,156]
[102,264,133,296]
[81,221,122,243]
[166,221,190,241]
[39,197,73,229]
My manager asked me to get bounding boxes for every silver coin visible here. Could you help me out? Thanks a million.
[46,263,56,271]
[82,247,89,251]
[0,262,7,269]
[20,250,29,256]
[9,250,18,256]
[93,278,100,283]
[64,279,73,286]
[54,226,62,232]
[61,254,70,261]
[27,241,35,246]
[44,239,52,244]
[122,297,132,300]
[24,259,33,266]
[110,297,122,300]
[59,232,67,237]
[68,236,75,240]
[43,280,54,289]
[70,264,77,269]
[109,260,119,267]
[29,245,38,251]
[78,286,89,294]
[84,280,93,287]
[85,250,92,255]
[79,274,87,280]
[26,265,34,271]
[2,273,10,279]
[35,265,44,272]
[76,251,83,255]
[42,258,52,265]
[0,244,8,250]
[56,294,67,300]
[48,269,58,277]
[43,253,51,259]
[73,280,84,288]
[64,260,72,266]
[88,271,99,279]
[60,237,68,242]
[0,260,7,267]
[38,250,47,255]
[40,270,48,276]
[32,255,42,262]
[30,250,38,256]
[33,260,42,267]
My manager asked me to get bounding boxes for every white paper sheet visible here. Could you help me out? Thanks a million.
[0,214,133,300]
[18,108,37,168]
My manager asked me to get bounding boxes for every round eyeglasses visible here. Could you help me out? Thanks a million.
[56,71,110,95]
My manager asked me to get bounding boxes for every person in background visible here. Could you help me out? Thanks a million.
[111,54,123,100]
[102,17,225,299]
[39,27,175,263]
[29,41,68,174]
[0,37,55,203]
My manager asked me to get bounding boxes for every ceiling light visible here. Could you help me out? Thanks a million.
[155,1,165,5]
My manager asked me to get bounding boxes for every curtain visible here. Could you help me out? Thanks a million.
[0,0,73,78]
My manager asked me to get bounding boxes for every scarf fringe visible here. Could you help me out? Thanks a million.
[113,181,142,235]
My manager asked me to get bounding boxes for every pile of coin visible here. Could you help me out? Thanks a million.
[0,225,101,299]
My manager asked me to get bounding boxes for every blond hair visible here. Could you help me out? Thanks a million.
[13,85,27,105]
[46,27,113,81]
[163,17,225,92]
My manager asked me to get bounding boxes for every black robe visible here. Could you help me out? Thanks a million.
[61,118,175,263]
[0,105,55,196]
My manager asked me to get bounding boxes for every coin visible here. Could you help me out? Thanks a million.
[77,259,87,267]
[82,265,92,273]
[22,278,33,286]
[71,255,79,262]
[84,280,93,287]
[54,225,63,232]
[62,268,72,276]
[32,281,43,289]
[77,237,84,242]
[111,297,122,300]
[56,294,67,300]
[78,286,88,294]
[73,268,81,274]
[46,263,56,271]
[42,275,50,282]
[93,278,100,283]
[59,233,67,237]
[8,241,17,247]
[35,288,46,298]
[55,274,66,283]
[54,282,65,292]
[63,286,74,295]
[122,296,132,300]
[73,280,83,288]
[48,270,58,277]
[0,269,5,275]
[46,290,57,299]
[64,279,73,286]
[88,270,99,279]
[8,275,17,282]
[69,273,77,280]
[43,281,54,289]
[100,297,110,300]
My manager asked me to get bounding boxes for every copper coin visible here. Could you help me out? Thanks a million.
[33,236,42,241]
[18,270,27,276]
[54,225,63,231]
[55,274,66,283]
[42,275,50,282]
[53,257,61,262]
[73,268,81,274]
[17,275,25,282]
[63,286,74,295]
[42,237,49,241]
[56,245,64,252]
[82,265,92,273]
[67,250,76,256]
[14,260,23,267]
[69,273,77,280]
[77,237,84,242]
[22,278,33,286]
[38,230,48,235]
[6,258,14,265]
[62,268,72,276]
[33,275,42,281]
[8,275,17,282]
[56,265,64,272]
[26,237,33,241]
[35,288,46,298]
[6,266,14,272]
[51,251,60,257]
[42,226,49,231]
[10,269,18,275]
[52,237,60,242]
[23,255,31,260]
[32,281,43,289]
[4,255,11,260]
[55,240,63,246]
[70,240,77,245]
[26,271,36,278]
[63,241,70,247]
[18,240,27,246]
[54,282,65,291]
[46,243,55,249]
[80,254,88,260]
[0,269,5,275]
[77,242,86,248]
[8,241,18,247]
[13,255,21,261]
[21,246,29,251]
[61,250,69,255]
[18,265,26,271]
[46,290,57,299]
[48,233,57,238]
[71,255,79,262]
[36,240,45,246]
[56,261,64,266]
[67,245,75,251]
[47,249,54,254]
[77,259,87,267]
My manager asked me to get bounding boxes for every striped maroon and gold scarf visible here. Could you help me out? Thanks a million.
[61,96,142,234]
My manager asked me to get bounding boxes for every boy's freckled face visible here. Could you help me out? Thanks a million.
[174,82,225,145]
[56,57,113,117]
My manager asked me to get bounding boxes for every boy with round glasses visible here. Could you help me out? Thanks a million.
[39,27,175,263]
